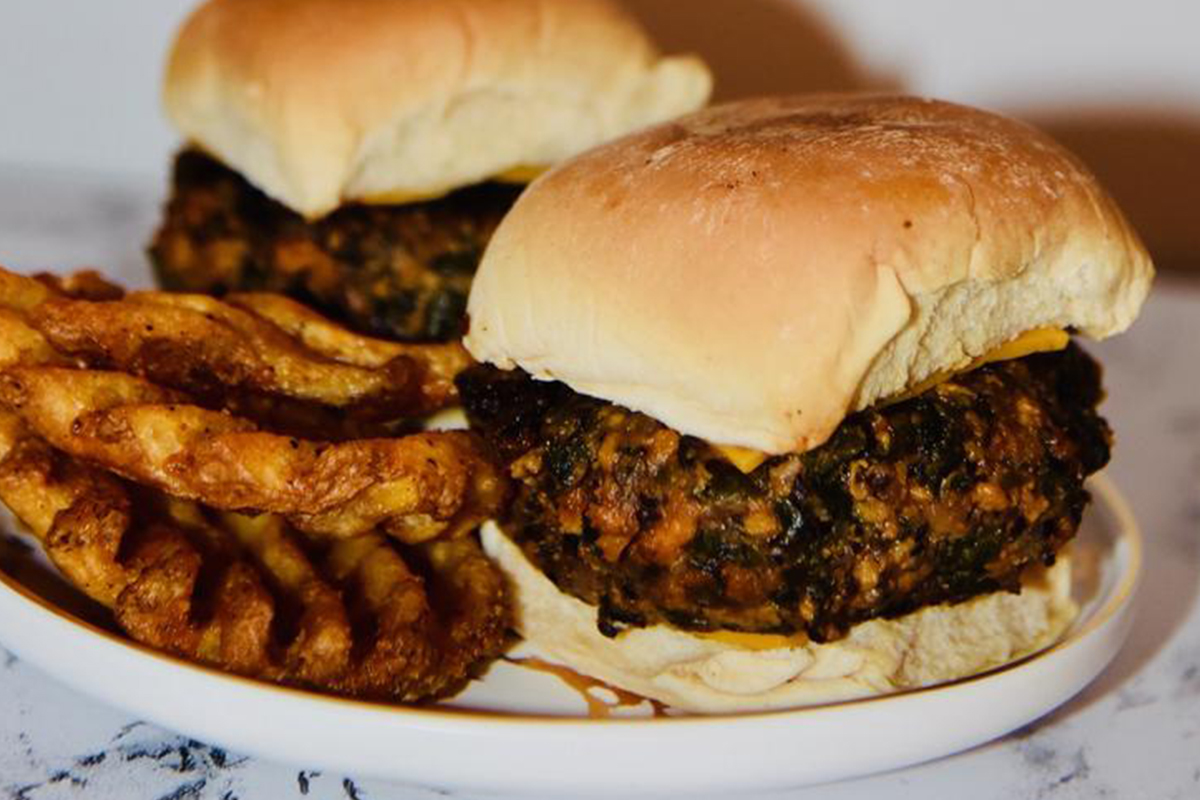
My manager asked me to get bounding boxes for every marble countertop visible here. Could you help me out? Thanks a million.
[0,168,1197,800]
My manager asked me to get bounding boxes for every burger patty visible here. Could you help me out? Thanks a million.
[149,150,522,342]
[458,344,1111,642]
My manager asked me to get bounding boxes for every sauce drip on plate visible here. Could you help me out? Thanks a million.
[507,657,668,718]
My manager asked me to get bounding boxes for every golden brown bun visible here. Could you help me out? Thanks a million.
[165,0,712,218]
[482,523,1077,714]
[465,95,1153,454]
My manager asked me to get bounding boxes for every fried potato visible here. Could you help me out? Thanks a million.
[0,310,63,369]
[0,415,509,701]
[0,366,506,542]
[325,533,508,700]
[219,511,352,682]
[36,293,430,414]
[225,291,472,410]
[0,419,275,669]
[0,269,55,313]
[32,270,125,301]
[0,264,513,702]
[0,265,507,542]
[0,266,471,435]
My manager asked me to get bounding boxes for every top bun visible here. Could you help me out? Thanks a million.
[165,0,712,218]
[465,95,1154,454]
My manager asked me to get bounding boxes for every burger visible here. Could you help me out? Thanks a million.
[149,0,711,341]
[455,95,1153,712]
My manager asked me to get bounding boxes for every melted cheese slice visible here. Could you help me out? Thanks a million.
[712,328,1070,475]
[360,165,547,206]
[712,444,771,474]
[493,164,547,184]
[889,326,1069,405]
[696,630,810,651]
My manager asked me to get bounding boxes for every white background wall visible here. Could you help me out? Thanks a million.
[1,0,1198,262]
[0,1,192,179]
[622,0,1200,266]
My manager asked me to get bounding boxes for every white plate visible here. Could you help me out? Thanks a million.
[0,475,1140,797]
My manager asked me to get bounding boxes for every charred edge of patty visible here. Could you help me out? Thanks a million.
[149,150,522,342]
[457,344,1112,642]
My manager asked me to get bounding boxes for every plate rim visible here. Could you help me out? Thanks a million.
[0,473,1141,730]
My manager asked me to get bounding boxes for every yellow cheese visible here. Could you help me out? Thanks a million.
[711,328,1070,473]
[695,630,809,651]
[890,327,1069,404]
[361,187,455,205]
[360,165,547,206]
[712,444,770,474]
[977,326,1070,363]
[493,164,547,184]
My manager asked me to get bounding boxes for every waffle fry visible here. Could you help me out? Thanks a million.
[0,265,513,702]
[0,266,508,543]
[0,367,502,542]
[225,291,472,409]
[0,266,472,436]
[0,415,508,699]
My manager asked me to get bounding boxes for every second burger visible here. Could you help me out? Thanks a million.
[150,0,711,341]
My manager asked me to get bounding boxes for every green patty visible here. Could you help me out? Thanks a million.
[458,344,1111,642]
[149,150,522,342]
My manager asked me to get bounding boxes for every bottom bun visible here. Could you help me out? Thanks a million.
[481,522,1078,713]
